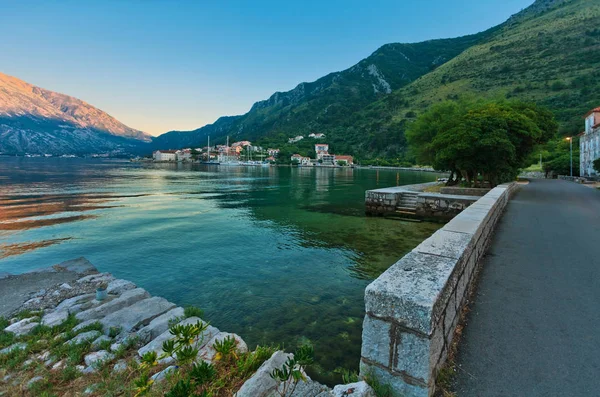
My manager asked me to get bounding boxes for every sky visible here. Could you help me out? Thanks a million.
[0,0,534,136]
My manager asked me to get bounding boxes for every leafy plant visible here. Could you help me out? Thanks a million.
[189,361,216,385]
[213,335,238,361]
[270,345,314,397]
[183,306,204,319]
[161,321,209,366]
[334,367,359,384]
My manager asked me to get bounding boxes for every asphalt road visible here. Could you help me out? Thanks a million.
[453,179,600,396]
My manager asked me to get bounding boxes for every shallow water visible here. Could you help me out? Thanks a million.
[0,158,441,383]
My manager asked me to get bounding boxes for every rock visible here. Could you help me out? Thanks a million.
[4,318,39,336]
[36,351,51,361]
[59,283,73,290]
[112,359,128,373]
[32,289,46,298]
[136,307,184,343]
[55,257,97,274]
[22,359,34,368]
[198,332,248,363]
[82,366,96,374]
[44,357,56,367]
[65,330,102,346]
[76,288,150,322]
[107,279,136,295]
[332,381,375,397]
[54,332,67,342]
[138,317,218,362]
[24,297,43,306]
[2,374,12,383]
[150,365,178,382]
[110,342,123,352]
[55,293,95,313]
[51,360,65,371]
[72,319,101,333]
[291,380,333,397]
[41,310,69,327]
[100,297,176,334]
[84,350,115,367]
[76,272,115,284]
[76,365,85,372]
[0,342,27,355]
[27,376,44,389]
[91,335,112,351]
[235,351,293,397]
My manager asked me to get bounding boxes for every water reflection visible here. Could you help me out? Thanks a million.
[0,158,442,384]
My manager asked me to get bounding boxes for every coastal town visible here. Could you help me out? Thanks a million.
[152,134,354,167]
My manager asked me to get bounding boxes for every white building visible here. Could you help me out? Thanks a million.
[288,136,304,143]
[580,107,600,177]
[315,144,330,160]
[309,133,326,139]
[153,150,177,161]
[176,149,192,162]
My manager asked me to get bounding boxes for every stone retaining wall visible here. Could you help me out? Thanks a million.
[415,193,479,221]
[439,187,490,196]
[359,183,518,397]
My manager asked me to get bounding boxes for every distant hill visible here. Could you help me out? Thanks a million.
[150,27,499,151]
[152,0,600,161]
[0,72,151,155]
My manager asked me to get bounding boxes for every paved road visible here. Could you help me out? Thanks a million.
[453,179,600,396]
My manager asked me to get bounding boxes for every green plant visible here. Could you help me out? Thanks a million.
[364,372,393,397]
[334,367,359,384]
[213,335,238,361]
[161,321,209,366]
[189,361,216,385]
[183,306,204,319]
[108,326,122,338]
[270,345,314,397]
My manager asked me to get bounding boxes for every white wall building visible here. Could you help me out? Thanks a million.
[153,150,177,161]
[580,107,600,177]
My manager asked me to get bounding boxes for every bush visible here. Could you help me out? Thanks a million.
[184,306,204,319]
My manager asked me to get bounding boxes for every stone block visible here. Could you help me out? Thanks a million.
[391,331,431,381]
[41,310,69,327]
[4,318,39,336]
[414,230,473,261]
[359,361,428,397]
[235,351,292,397]
[360,316,392,367]
[137,307,184,343]
[197,332,248,363]
[137,317,218,359]
[106,279,136,295]
[84,350,114,367]
[55,257,97,274]
[76,288,150,322]
[99,297,176,333]
[365,252,458,335]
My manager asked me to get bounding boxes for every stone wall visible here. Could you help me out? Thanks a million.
[415,193,479,221]
[360,183,518,397]
[439,187,490,196]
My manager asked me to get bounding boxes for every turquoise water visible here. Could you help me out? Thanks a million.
[0,158,441,383]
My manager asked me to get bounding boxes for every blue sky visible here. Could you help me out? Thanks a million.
[1,0,533,135]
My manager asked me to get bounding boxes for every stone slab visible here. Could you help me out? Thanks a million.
[235,351,292,397]
[100,296,176,333]
[137,307,184,343]
[75,288,149,322]
[365,251,458,335]
[414,229,474,260]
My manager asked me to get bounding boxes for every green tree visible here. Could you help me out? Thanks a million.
[406,100,556,186]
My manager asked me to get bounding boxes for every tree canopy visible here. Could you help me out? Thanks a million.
[406,100,557,186]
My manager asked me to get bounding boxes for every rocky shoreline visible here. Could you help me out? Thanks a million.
[0,258,374,396]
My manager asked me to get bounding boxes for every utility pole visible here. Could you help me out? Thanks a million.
[566,137,573,177]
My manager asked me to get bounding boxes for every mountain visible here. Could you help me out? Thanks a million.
[348,0,599,157]
[0,72,151,155]
[151,27,500,150]
[153,0,600,161]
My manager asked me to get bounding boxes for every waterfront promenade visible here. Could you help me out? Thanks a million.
[453,179,600,395]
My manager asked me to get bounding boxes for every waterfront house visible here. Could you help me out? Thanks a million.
[315,144,330,160]
[291,154,303,163]
[301,157,312,165]
[153,150,177,161]
[232,141,252,148]
[266,156,276,162]
[336,155,354,165]
[267,148,280,157]
[581,107,600,177]
[176,149,192,162]
[288,136,304,143]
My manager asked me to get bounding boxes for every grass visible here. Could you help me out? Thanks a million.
[183,306,204,319]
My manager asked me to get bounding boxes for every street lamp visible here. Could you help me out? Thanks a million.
[566,137,573,177]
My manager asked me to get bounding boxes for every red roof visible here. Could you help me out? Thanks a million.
[584,107,600,117]
[156,150,177,154]
[336,155,354,160]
